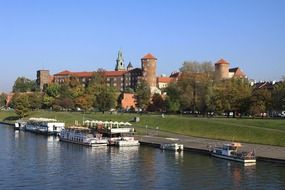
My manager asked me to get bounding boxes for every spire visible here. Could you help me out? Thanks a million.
[115,50,125,71]
[127,62,133,71]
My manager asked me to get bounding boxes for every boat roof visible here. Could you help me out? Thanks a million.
[224,142,242,147]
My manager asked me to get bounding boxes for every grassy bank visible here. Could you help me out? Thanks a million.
[1,110,285,146]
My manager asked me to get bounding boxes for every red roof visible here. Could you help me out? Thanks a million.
[215,58,229,65]
[72,72,93,77]
[142,53,157,60]
[54,70,72,76]
[157,77,175,83]
[103,71,127,77]
[54,70,93,77]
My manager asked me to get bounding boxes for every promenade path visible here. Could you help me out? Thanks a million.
[137,128,285,163]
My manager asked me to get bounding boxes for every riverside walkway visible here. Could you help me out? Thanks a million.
[137,129,285,164]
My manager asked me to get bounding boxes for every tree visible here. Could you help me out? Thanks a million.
[148,93,165,112]
[178,61,214,113]
[13,77,37,92]
[95,87,116,113]
[249,88,271,116]
[0,93,7,107]
[211,78,252,116]
[45,83,61,98]
[75,95,93,112]
[11,93,30,118]
[135,79,151,111]
[165,82,181,113]
[28,92,43,110]
[272,81,285,111]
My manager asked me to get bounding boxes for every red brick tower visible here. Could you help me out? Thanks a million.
[141,53,157,88]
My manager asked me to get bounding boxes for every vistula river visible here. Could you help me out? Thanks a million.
[0,124,284,190]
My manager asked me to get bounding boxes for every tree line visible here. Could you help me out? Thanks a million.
[3,62,285,118]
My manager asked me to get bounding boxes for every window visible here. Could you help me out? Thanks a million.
[107,78,110,81]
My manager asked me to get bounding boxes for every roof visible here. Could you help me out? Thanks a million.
[157,77,176,83]
[141,53,157,60]
[54,70,72,76]
[229,67,246,77]
[103,70,128,77]
[54,70,93,77]
[215,58,229,65]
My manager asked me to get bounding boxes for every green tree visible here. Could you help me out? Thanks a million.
[272,80,285,111]
[95,87,116,113]
[249,89,271,116]
[165,82,181,113]
[13,77,37,92]
[45,83,61,98]
[212,78,252,116]
[135,80,151,111]
[11,93,30,118]
[0,93,7,107]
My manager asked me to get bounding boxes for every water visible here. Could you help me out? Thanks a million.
[0,125,284,190]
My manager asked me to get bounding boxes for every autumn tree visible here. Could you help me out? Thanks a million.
[178,61,214,113]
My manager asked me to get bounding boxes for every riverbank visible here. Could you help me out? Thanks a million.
[1,110,285,146]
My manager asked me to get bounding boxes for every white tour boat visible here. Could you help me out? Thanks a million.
[25,118,65,135]
[211,142,256,163]
[96,125,140,147]
[59,127,108,147]
[160,143,184,152]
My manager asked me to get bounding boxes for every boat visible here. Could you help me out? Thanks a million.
[14,120,26,130]
[59,127,108,147]
[25,117,65,136]
[160,143,184,152]
[211,142,256,163]
[96,124,140,147]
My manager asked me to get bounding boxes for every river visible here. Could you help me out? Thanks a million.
[0,124,284,190]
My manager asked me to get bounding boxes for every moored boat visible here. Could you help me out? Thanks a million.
[95,123,140,147]
[25,118,65,136]
[160,143,184,152]
[211,142,256,163]
[14,120,26,130]
[59,127,108,147]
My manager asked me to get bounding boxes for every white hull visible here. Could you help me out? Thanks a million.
[59,137,108,147]
[211,153,256,163]
[114,140,140,147]
[160,143,184,152]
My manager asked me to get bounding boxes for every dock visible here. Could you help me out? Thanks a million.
[137,130,285,164]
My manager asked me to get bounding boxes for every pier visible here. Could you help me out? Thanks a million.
[137,129,285,164]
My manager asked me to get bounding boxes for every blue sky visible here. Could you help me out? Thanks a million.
[0,0,285,92]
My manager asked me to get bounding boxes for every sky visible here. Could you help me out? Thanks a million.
[0,0,285,92]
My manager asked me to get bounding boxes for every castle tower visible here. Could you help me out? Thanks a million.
[141,53,157,88]
[115,50,125,71]
[37,70,50,91]
[215,58,230,80]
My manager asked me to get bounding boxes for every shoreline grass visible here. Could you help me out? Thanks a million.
[1,110,285,146]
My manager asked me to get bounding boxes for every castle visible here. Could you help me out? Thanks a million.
[37,51,162,93]
[37,52,246,93]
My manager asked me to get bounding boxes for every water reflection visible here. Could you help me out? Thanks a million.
[1,125,285,190]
